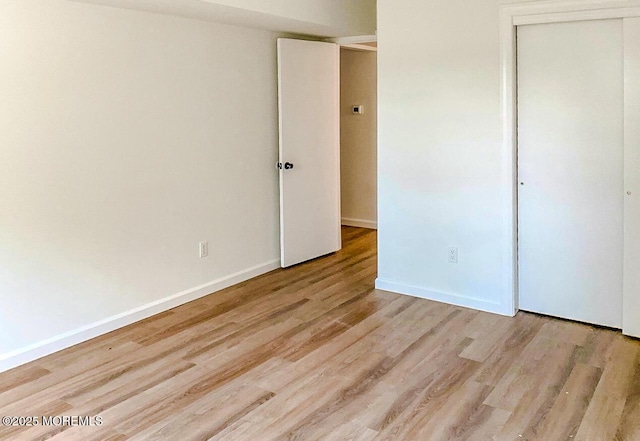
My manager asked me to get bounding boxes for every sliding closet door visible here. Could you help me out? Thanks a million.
[517,19,624,328]
[624,18,640,338]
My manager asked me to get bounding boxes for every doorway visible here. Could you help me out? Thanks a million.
[339,43,378,230]
[277,38,378,268]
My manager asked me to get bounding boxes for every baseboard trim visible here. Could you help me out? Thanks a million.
[341,218,377,229]
[0,259,281,373]
[375,278,513,316]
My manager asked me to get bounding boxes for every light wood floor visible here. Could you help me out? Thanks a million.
[1,227,639,441]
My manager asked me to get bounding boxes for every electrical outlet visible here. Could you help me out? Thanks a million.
[448,247,458,263]
[199,241,208,258]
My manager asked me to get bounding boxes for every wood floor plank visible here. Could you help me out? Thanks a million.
[615,352,640,441]
[574,339,640,441]
[459,316,515,362]
[471,312,544,386]
[0,227,639,440]
[0,365,50,394]
[317,422,378,441]
[372,357,482,441]
[492,343,591,440]
[523,362,602,440]
[125,385,275,441]
[394,380,494,441]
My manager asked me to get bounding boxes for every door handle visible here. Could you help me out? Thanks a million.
[284,162,294,170]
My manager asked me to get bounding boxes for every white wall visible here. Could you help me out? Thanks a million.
[0,0,281,371]
[376,0,513,314]
[340,49,377,229]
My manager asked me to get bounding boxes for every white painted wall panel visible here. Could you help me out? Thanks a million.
[376,0,507,314]
[0,0,280,368]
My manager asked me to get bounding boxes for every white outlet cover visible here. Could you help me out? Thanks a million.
[199,241,208,258]
[448,247,458,263]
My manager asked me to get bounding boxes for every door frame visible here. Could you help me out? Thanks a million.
[326,34,379,231]
[277,36,379,267]
[335,39,378,231]
[499,0,640,315]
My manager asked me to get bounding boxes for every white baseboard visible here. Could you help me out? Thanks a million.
[341,217,377,229]
[0,259,281,373]
[375,278,513,317]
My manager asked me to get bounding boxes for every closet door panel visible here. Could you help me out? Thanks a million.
[517,19,624,328]
[623,17,640,338]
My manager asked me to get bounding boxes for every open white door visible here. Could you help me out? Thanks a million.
[278,39,341,268]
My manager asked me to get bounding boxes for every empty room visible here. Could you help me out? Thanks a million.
[1,0,639,440]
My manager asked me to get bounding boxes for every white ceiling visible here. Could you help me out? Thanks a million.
[67,0,373,37]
